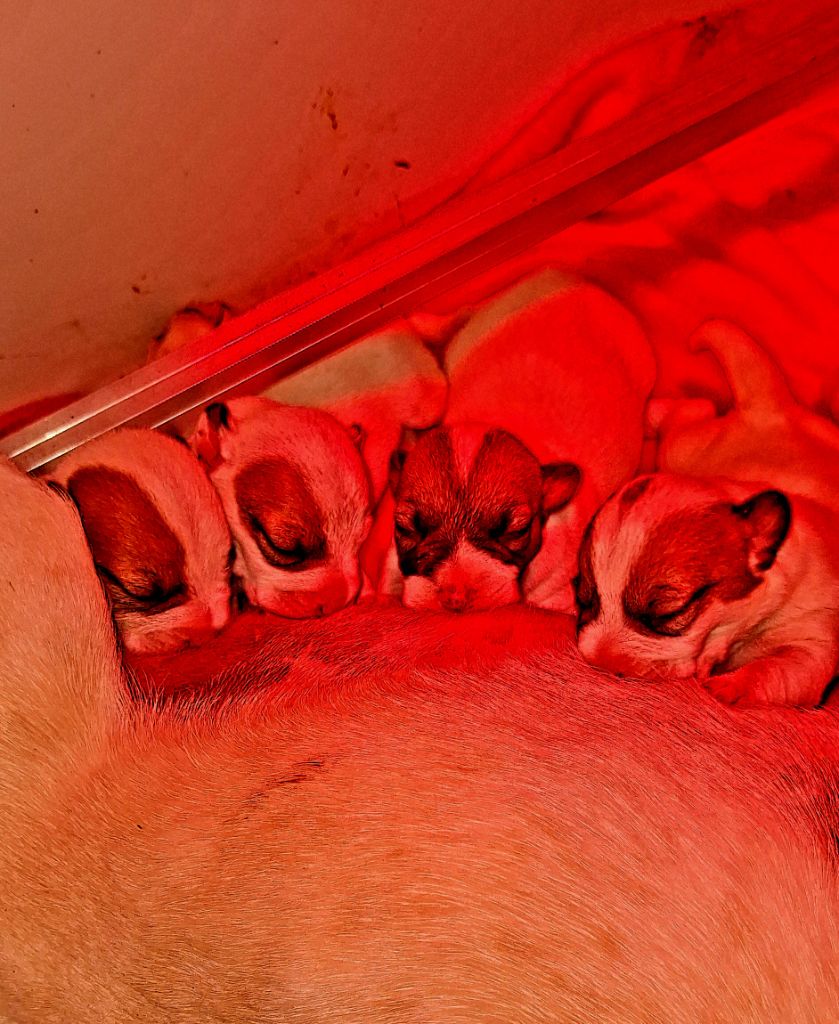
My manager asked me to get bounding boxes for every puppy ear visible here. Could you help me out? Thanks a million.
[45,479,72,502]
[388,449,407,494]
[190,402,232,471]
[541,462,581,516]
[732,490,791,573]
[347,422,366,450]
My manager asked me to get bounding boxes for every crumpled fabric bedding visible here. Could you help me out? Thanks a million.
[415,0,839,421]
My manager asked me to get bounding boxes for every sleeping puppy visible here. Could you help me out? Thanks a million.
[380,424,580,611]
[576,472,839,707]
[190,396,371,618]
[579,321,839,706]
[48,428,232,654]
[441,268,656,614]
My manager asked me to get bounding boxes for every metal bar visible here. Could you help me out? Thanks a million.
[6,3,839,471]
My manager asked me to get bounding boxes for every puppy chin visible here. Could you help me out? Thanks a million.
[401,570,521,613]
[578,629,698,682]
[249,573,360,619]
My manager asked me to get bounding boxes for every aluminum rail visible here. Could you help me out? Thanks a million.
[5,4,839,471]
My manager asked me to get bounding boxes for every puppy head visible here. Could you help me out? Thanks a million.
[48,429,233,654]
[390,424,580,612]
[190,397,371,618]
[576,473,791,680]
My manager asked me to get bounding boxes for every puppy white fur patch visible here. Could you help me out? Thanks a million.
[148,302,230,362]
[444,268,655,613]
[190,397,371,618]
[48,428,232,654]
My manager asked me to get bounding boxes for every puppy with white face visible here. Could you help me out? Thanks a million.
[48,428,233,654]
[619,319,839,706]
[382,423,580,612]
[576,473,839,707]
[190,396,371,618]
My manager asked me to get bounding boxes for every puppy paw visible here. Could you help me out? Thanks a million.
[701,670,760,707]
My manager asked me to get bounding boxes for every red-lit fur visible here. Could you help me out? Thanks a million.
[649,320,839,501]
[609,320,839,706]
[152,318,446,592]
[151,315,448,509]
[380,424,579,611]
[578,471,839,707]
[443,269,656,614]
[48,428,232,654]
[2,455,839,1021]
[190,397,371,619]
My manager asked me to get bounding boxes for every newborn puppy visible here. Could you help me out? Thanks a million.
[381,424,580,611]
[576,473,839,707]
[443,268,655,613]
[190,397,371,618]
[48,428,232,654]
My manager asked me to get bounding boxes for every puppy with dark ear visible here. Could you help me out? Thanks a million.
[47,428,233,654]
[576,473,839,707]
[444,268,655,613]
[378,424,580,612]
[190,396,372,619]
[625,321,839,707]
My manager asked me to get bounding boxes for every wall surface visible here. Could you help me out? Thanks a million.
[0,0,725,411]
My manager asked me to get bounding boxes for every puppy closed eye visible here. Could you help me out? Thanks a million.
[489,509,532,543]
[640,583,716,635]
[248,516,317,569]
[395,508,432,542]
[97,565,186,613]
